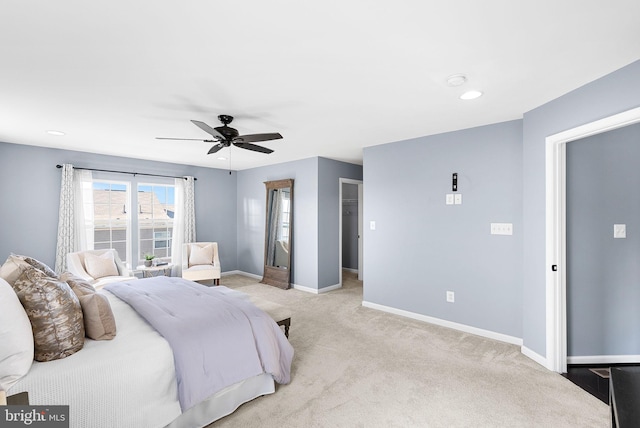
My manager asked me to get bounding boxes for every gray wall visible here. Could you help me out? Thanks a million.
[236,157,319,288]
[317,158,363,288]
[0,142,238,271]
[342,183,359,270]
[236,157,363,290]
[566,123,640,356]
[362,120,523,338]
[522,59,640,357]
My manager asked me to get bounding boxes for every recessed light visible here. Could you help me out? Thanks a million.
[446,74,467,87]
[460,90,483,100]
[46,130,66,136]
[217,156,227,161]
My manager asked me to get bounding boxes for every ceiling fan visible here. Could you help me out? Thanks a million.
[156,114,282,154]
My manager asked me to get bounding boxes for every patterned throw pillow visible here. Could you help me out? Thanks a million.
[12,267,85,362]
[22,256,58,278]
[0,254,57,286]
[61,272,117,340]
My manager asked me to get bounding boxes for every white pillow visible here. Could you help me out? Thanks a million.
[189,244,213,266]
[84,252,119,279]
[0,277,34,392]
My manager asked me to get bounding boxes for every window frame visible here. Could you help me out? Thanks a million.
[90,179,132,267]
[137,182,175,265]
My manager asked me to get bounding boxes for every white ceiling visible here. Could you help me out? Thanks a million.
[2,1,639,170]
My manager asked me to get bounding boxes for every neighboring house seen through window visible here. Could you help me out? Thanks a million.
[138,184,175,262]
[91,180,175,267]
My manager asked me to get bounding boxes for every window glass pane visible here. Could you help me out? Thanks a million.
[92,181,130,265]
[138,183,175,263]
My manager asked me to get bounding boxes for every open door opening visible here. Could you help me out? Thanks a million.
[339,178,363,286]
[545,106,640,373]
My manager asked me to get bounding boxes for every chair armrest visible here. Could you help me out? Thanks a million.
[113,253,131,276]
[66,254,94,282]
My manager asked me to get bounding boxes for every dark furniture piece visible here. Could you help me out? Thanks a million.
[276,318,291,338]
[610,367,640,427]
[7,391,29,405]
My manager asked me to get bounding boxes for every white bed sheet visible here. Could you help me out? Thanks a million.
[8,291,182,428]
[7,289,277,428]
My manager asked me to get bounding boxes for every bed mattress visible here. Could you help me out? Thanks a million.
[8,291,183,428]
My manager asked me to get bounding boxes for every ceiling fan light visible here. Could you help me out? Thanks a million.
[460,90,483,100]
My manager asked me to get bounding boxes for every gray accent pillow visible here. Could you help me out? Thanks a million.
[12,267,85,362]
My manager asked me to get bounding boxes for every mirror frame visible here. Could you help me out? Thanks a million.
[261,178,293,289]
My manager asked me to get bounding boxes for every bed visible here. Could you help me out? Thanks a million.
[1,259,293,428]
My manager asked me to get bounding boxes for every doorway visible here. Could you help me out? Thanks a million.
[339,178,363,286]
[545,106,640,373]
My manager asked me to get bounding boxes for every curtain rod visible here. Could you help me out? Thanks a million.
[56,164,196,181]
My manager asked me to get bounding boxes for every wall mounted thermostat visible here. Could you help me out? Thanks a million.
[452,173,458,192]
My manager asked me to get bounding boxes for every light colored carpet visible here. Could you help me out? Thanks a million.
[209,272,609,427]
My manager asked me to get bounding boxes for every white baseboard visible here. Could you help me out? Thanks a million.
[568,355,640,365]
[292,282,342,294]
[227,271,341,294]
[521,346,548,369]
[319,283,342,293]
[224,270,261,280]
[362,300,523,346]
[291,283,316,293]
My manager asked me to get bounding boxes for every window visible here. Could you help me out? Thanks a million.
[138,184,175,262]
[92,181,131,265]
[89,180,175,268]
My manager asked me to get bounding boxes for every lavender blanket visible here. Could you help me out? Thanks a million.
[105,276,293,411]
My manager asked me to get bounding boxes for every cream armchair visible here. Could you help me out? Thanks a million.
[182,242,221,285]
[66,249,136,289]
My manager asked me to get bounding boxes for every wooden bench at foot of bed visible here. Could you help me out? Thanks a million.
[248,298,291,338]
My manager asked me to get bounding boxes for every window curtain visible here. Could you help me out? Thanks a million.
[54,165,93,273]
[171,176,196,276]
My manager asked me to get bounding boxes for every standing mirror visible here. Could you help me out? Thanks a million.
[261,179,293,289]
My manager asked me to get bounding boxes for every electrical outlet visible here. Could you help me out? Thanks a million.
[614,224,626,238]
[370,221,376,231]
[446,291,455,303]
[446,194,454,205]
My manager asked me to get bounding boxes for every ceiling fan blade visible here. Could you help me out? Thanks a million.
[234,132,283,144]
[156,137,217,142]
[233,142,274,154]
[191,120,225,139]
[207,143,225,154]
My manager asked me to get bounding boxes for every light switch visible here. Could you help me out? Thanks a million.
[446,194,454,205]
[614,224,626,238]
[454,194,462,205]
[370,221,376,231]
